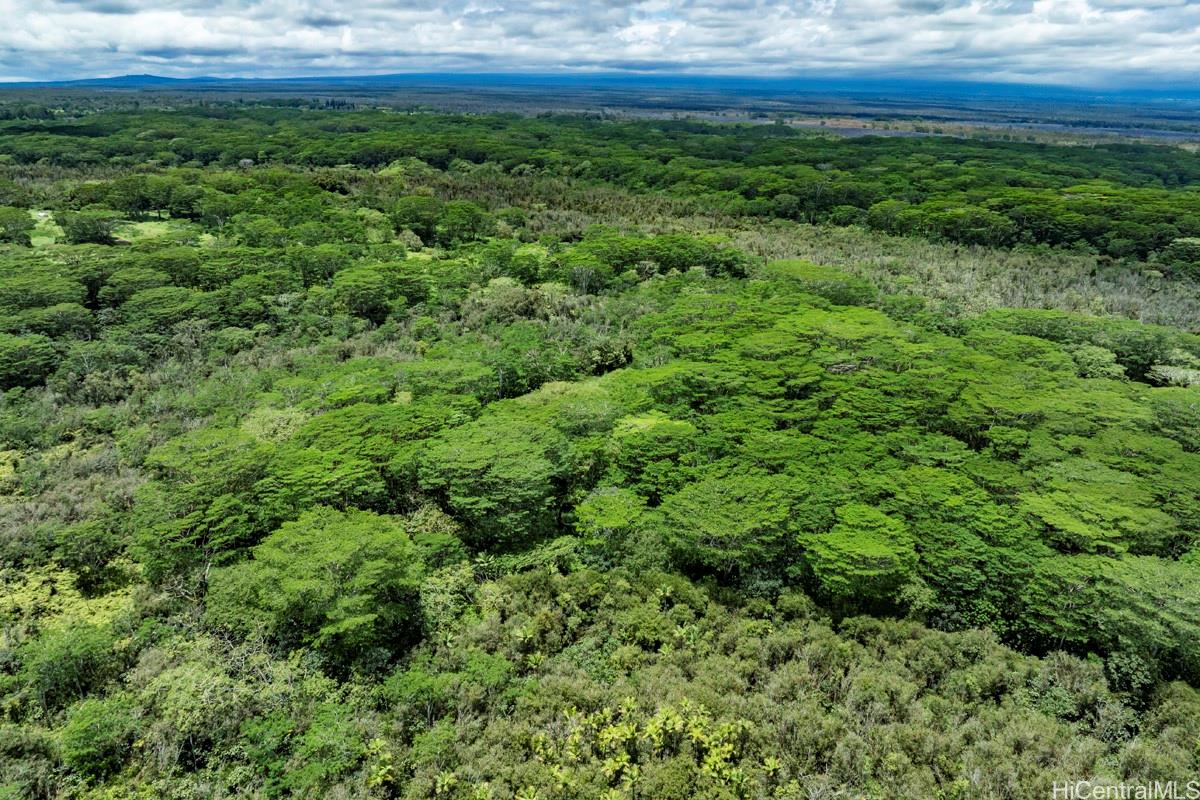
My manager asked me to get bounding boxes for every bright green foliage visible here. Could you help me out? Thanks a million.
[136,426,272,580]
[2,103,1200,800]
[419,417,569,548]
[575,487,648,551]
[1151,387,1200,452]
[801,503,919,610]
[254,444,387,526]
[2,302,93,339]
[1021,554,1200,680]
[120,285,217,332]
[976,308,1198,380]
[660,471,794,574]
[16,622,123,713]
[607,412,698,501]
[293,395,478,487]
[206,507,427,666]
[1018,459,1179,555]
[761,259,878,305]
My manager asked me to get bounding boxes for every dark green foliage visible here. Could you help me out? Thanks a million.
[60,694,136,780]
[0,206,33,245]
[16,623,123,713]
[328,264,407,324]
[391,194,442,243]
[0,333,57,389]
[54,208,121,244]
[1160,237,1200,279]
[97,266,170,306]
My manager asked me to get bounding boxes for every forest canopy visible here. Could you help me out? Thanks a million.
[0,100,1198,800]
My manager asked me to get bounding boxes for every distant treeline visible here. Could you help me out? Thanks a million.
[2,108,1200,271]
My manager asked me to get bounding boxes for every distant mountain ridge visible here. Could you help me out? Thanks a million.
[4,71,1199,102]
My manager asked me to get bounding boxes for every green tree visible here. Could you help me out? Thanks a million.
[801,503,919,611]
[61,694,137,780]
[0,206,34,245]
[329,265,407,324]
[206,507,427,668]
[391,195,443,244]
[55,208,121,245]
[437,200,494,246]
[418,417,569,548]
[0,333,57,389]
[98,266,171,307]
[659,471,794,575]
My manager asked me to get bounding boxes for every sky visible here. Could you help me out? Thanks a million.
[0,0,1197,86]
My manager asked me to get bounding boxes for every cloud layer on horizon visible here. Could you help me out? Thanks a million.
[1,0,1196,86]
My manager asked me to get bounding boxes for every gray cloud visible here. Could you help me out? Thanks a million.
[0,0,1196,85]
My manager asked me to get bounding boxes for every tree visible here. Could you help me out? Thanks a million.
[418,417,569,548]
[391,195,443,244]
[0,333,57,389]
[254,444,388,527]
[61,694,137,780]
[55,208,121,245]
[437,200,494,246]
[329,265,407,324]
[98,266,171,307]
[1151,387,1200,453]
[761,260,877,306]
[136,427,272,581]
[0,206,34,245]
[659,471,794,575]
[1020,554,1200,681]
[1159,237,1200,280]
[205,507,427,668]
[801,503,919,612]
[0,270,86,313]
[18,622,122,713]
[120,286,218,332]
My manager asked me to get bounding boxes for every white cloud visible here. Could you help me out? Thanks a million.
[0,0,1196,84]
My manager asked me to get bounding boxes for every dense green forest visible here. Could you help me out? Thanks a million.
[0,102,1199,799]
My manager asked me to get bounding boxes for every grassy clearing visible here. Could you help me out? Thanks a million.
[28,210,61,247]
[113,218,197,242]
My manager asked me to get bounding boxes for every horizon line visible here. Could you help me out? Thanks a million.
[1,70,1197,96]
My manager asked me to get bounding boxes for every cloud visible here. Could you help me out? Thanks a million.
[0,0,1196,85]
